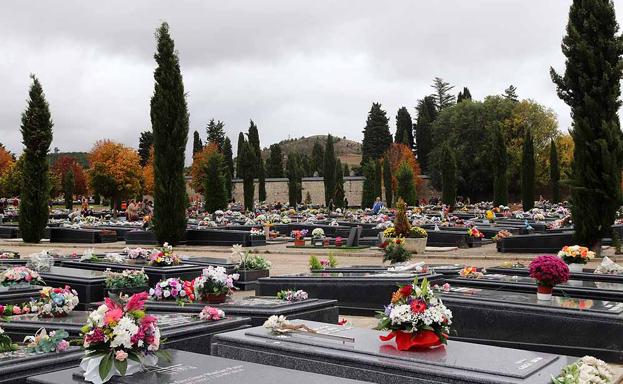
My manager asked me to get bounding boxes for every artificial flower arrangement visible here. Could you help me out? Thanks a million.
[80,293,167,384]
[594,256,623,275]
[104,253,127,264]
[148,242,181,267]
[467,227,484,238]
[192,266,239,303]
[249,228,264,237]
[376,278,452,351]
[334,236,344,247]
[0,327,17,352]
[485,210,495,222]
[123,247,151,260]
[0,266,45,287]
[104,269,149,293]
[198,306,225,321]
[557,245,595,265]
[459,266,485,279]
[291,229,308,240]
[148,278,190,304]
[276,289,309,302]
[311,228,325,239]
[529,255,570,300]
[551,355,613,384]
[232,244,271,271]
[0,251,18,259]
[383,227,396,238]
[24,328,70,353]
[492,229,512,242]
[37,286,80,318]
[380,238,412,264]
[409,226,428,238]
[309,254,337,270]
[0,302,35,317]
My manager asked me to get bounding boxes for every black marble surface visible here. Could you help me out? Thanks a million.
[487,265,623,283]
[0,346,82,384]
[0,285,41,305]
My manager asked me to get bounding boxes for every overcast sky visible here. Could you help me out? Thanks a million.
[1,1,621,164]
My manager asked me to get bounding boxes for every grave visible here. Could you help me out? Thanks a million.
[312,263,464,275]
[0,226,20,239]
[2,311,251,355]
[180,256,237,274]
[496,232,574,253]
[49,228,117,243]
[441,287,623,362]
[0,285,42,305]
[142,296,339,326]
[211,320,581,384]
[124,230,158,245]
[0,346,83,384]
[26,349,362,384]
[256,272,442,315]
[38,266,106,310]
[186,229,255,246]
[426,230,473,248]
[487,265,623,283]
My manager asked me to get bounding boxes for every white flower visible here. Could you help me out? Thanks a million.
[263,315,289,332]
[389,305,413,325]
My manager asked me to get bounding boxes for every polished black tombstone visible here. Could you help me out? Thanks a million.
[26,349,363,384]
[186,229,255,246]
[2,311,250,355]
[312,263,464,276]
[0,226,20,239]
[496,232,574,253]
[256,271,442,315]
[0,251,26,266]
[38,266,105,310]
[142,296,339,326]
[440,287,623,362]
[49,227,117,243]
[211,321,580,384]
[180,256,237,274]
[445,274,623,301]
[0,285,41,305]
[124,230,158,245]
[426,230,472,248]
[60,259,204,284]
[487,265,623,283]
[0,346,83,384]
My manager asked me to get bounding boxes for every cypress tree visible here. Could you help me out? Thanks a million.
[247,120,263,198]
[335,158,344,208]
[343,163,350,177]
[150,22,189,245]
[138,131,153,167]
[551,0,623,248]
[503,85,519,102]
[395,162,417,206]
[64,169,75,210]
[414,96,437,173]
[373,159,383,201]
[258,159,266,202]
[323,134,337,205]
[395,107,414,149]
[203,151,227,212]
[222,137,234,198]
[235,132,244,178]
[440,143,457,206]
[206,119,226,150]
[550,140,561,203]
[311,141,324,176]
[299,154,313,177]
[361,160,376,209]
[431,77,456,111]
[457,91,463,104]
[239,141,256,211]
[266,143,284,177]
[462,87,472,101]
[361,103,392,165]
[492,126,509,206]
[192,130,203,156]
[521,128,535,211]
[19,75,53,243]
[286,153,302,207]
[383,157,393,207]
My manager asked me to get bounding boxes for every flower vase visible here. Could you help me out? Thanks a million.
[323,239,330,247]
[537,285,553,301]
[80,353,157,384]
[203,293,227,304]
[567,263,584,273]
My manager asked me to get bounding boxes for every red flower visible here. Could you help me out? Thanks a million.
[395,239,403,245]
[380,241,389,249]
[410,300,427,314]
[399,284,413,296]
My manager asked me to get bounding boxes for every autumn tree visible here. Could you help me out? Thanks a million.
[190,143,219,194]
[63,169,75,209]
[385,143,422,197]
[51,155,88,196]
[0,146,14,177]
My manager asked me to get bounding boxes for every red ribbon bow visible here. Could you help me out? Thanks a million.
[379,330,444,351]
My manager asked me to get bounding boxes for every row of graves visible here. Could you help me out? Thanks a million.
[0,235,620,383]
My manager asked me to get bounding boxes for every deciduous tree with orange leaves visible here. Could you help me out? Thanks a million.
[87,140,143,209]
[190,143,219,194]
[51,155,88,196]
[0,145,14,177]
[142,147,155,196]
[384,143,422,192]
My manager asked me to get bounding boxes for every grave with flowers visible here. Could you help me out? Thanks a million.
[38,266,106,310]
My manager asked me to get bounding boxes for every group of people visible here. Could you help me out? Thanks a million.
[126,199,153,221]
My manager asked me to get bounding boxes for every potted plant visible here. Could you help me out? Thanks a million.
[148,277,191,304]
[557,245,595,273]
[381,238,412,264]
[335,236,344,247]
[104,269,149,297]
[376,278,452,350]
[311,228,325,247]
[231,244,271,286]
[392,199,428,254]
[529,255,570,301]
[291,229,308,247]
[193,266,238,304]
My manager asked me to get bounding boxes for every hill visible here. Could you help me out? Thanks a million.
[262,135,362,169]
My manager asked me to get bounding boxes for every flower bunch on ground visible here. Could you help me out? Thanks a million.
[198,306,225,321]
[104,269,149,290]
[24,328,70,353]
[551,355,613,384]
[0,267,45,286]
[193,266,238,299]
[467,227,484,238]
[277,289,309,302]
[459,267,484,279]
[557,245,595,265]
[148,243,181,267]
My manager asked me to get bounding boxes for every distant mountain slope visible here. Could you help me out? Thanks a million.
[262,135,362,168]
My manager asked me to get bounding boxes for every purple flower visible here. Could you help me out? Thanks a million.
[384,304,393,316]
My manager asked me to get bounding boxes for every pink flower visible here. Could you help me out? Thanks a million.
[115,350,128,361]
[104,307,123,325]
[125,292,149,312]
[442,283,451,292]
[12,306,21,315]
[56,340,69,352]
[0,305,5,314]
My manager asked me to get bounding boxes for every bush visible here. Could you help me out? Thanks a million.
[381,238,412,264]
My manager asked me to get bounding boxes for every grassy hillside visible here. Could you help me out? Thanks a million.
[262,135,362,168]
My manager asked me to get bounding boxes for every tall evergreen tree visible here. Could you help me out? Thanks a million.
[383,157,393,207]
[19,75,53,243]
[551,0,623,248]
[373,158,383,201]
[238,140,256,211]
[300,153,313,177]
[235,132,245,177]
[206,119,226,150]
[343,163,350,177]
[138,131,153,167]
[361,103,392,165]
[521,128,535,211]
[150,22,189,245]
[440,143,457,206]
[258,159,266,202]
[492,125,509,206]
[361,160,376,209]
[63,169,75,210]
[323,134,337,205]
[192,130,203,156]
[335,158,345,208]
[414,96,437,173]
[286,153,302,207]
[247,120,261,164]
[203,151,227,212]
[266,143,284,177]
[550,139,561,203]
[503,85,519,102]
[431,77,456,111]
[311,141,324,176]
[222,137,234,198]
[395,162,417,206]
[395,107,414,149]
[462,87,472,101]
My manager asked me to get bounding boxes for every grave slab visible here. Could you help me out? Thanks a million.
[38,266,105,310]
[0,285,41,305]
[0,346,83,384]
[487,265,623,283]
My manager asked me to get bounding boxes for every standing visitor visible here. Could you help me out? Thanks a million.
[372,197,383,214]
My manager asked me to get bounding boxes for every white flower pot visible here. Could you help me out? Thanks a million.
[536,292,552,301]
[567,263,585,273]
[403,237,427,254]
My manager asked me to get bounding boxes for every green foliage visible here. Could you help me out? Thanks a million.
[286,153,303,207]
[20,75,53,243]
[550,140,560,203]
[335,159,345,208]
[328,253,338,267]
[457,87,472,103]
[395,107,414,149]
[393,198,411,237]
[63,169,75,209]
[521,128,535,211]
[361,160,376,208]
[237,253,271,271]
[238,140,256,211]
[361,103,392,165]
[235,132,245,178]
[492,125,508,206]
[311,140,324,176]
[266,143,284,178]
[222,137,234,199]
[104,269,148,289]
[192,130,203,155]
[26,329,69,353]
[382,157,393,208]
[258,158,266,202]
[323,134,337,205]
[203,151,227,212]
[395,162,417,206]
[247,120,261,168]
[206,119,226,150]
[414,96,437,173]
[0,331,17,353]
[138,131,153,167]
[431,77,456,111]
[503,85,519,102]
[441,143,457,206]
[309,255,322,270]
[373,159,382,201]
[382,239,412,264]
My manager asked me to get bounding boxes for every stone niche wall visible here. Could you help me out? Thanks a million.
[231,177,365,207]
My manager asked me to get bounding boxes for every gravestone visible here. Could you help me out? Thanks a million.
[487,265,623,283]
[2,311,251,355]
[211,321,582,384]
[0,285,41,305]
[0,346,83,384]
[39,266,105,310]
[124,230,158,245]
[496,232,574,253]
[49,228,117,243]
[26,349,363,384]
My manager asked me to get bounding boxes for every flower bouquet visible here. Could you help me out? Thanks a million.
[249,228,264,237]
[80,293,166,384]
[311,228,325,246]
[529,255,570,300]
[459,266,484,279]
[0,266,45,286]
[37,286,80,318]
[198,306,225,321]
[381,238,412,264]
[104,269,149,296]
[0,251,18,259]
[0,302,35,317]
[123,247,151,260]
[557,245,595,272]
[551,355,613,384]
[467,227,484,238]
[376,278,452,351]
[148,243,181,267]
[24,328,70,353]
[193,266,238,303]
[492,229,512,242]
[277,289,309,302]
[291,229,308,246]
[0,327,17,352]
[148,278,190,304]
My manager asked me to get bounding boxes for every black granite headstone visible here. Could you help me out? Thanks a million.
[0,346,82,384]
[38,266,105,310]
[0,285,41,305]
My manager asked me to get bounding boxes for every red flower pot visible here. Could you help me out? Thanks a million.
[537,285,553,301]
[294,239,305,247]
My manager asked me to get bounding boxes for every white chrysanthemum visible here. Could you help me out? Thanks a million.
[389,305,413,325]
